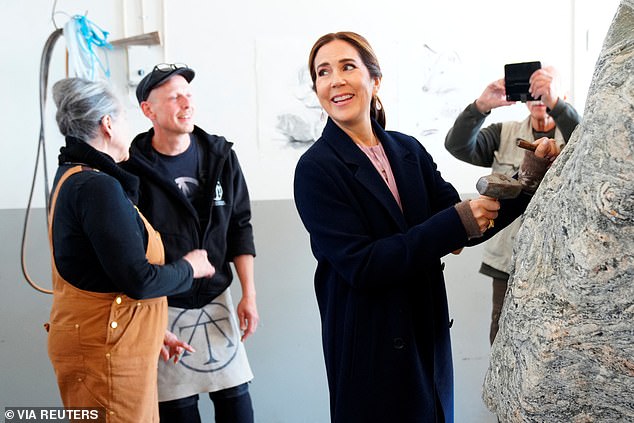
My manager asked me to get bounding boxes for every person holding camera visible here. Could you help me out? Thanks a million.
[444,65,581,345]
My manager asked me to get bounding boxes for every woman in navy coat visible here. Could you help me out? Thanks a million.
[293,32,560,423]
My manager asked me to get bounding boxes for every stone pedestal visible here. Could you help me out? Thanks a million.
[483,1,634,421]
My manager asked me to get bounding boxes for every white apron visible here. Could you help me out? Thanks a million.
[157,288,253,401]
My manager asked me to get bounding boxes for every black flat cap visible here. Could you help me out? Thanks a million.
[136,64,195,103]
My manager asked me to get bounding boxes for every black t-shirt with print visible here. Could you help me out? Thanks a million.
[154,138,210,232]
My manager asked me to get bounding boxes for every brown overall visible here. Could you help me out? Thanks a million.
[47,166,167,422]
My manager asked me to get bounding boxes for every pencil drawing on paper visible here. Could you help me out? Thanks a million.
[415,44,464,139]
[275,67,324,147]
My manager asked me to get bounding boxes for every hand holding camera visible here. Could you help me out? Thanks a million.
[476,62,561,114]
[504,61,561,109]
[474,79,516,114]
[504,61,541,102]
[528,67,560,109]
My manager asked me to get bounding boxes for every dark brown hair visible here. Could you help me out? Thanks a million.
[308,31,385,128]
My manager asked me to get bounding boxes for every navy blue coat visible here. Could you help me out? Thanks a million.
[294,119,530,423]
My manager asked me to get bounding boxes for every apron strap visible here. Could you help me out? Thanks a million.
[48,166,91,255]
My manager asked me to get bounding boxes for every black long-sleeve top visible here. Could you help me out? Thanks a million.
[50,138,193,300]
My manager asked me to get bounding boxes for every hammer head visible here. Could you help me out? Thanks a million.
[476,173,522,199]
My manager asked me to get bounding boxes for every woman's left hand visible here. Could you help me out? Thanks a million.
[518,137,560,193]
[533,137,561,164]
[161,329,195,363]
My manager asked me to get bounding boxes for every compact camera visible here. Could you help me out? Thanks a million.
[504,61,541,102]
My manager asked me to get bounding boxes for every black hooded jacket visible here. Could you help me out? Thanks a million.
[123,126,255,309]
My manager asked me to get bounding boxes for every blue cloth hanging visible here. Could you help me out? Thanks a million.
[64,15,113,80]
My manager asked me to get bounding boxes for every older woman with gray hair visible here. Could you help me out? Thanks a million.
[46,77,214,422]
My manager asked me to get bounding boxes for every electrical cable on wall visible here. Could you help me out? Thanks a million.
[21,28,63,294]
[21,10,113,294]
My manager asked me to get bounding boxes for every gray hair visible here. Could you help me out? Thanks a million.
[52,78,121,142]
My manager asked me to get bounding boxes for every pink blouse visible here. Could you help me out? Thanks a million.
[357,142,402,209]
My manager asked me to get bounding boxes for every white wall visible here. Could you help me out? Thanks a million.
[0,0,619,210]
[572,0,622,114]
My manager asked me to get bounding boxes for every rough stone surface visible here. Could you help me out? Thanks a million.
[483,2,634,421]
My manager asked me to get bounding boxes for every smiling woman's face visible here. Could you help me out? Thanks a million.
[313,39,380,131]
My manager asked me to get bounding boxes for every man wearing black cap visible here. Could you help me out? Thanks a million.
[123,63,258,423]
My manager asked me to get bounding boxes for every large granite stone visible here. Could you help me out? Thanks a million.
[483,1,634,421]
